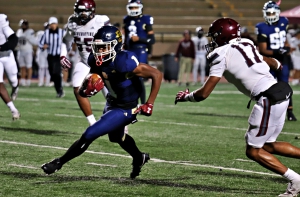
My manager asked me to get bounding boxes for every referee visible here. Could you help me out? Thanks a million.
[39,17,65,97]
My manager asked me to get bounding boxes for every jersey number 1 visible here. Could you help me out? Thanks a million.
[231,42,262,67]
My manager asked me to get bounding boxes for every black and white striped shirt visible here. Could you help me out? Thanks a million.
[39,28,64,56]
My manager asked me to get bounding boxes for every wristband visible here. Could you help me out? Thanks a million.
[186,92,197,102]
[273,58,281,70]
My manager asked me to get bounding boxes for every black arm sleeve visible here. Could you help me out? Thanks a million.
[138,34,155,45]
[138,24,155,45]
[0,33,18,51]
[256,34,268,43]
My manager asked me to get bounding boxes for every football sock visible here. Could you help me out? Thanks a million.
[7,101,17,112]
[283,168,300,182]
[87,115,97,126]
[287,108,294,116]
[118,134,142,158]
[59,135,92,165]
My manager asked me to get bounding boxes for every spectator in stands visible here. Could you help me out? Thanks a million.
[39,17,65,97]
[191,26,208,85]
[123,0,155,104]
[16,19,36,86]
[175,30,195,87]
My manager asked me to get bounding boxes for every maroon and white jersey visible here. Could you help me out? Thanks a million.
[61,14,110,64]
[207,38,277,98]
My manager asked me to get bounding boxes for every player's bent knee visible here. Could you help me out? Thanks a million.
[108,133,124,143]
[245,145,259,160]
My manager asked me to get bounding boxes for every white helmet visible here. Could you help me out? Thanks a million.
[126,0,143,17]
[262,1,280,25]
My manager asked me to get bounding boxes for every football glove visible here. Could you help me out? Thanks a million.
[60,56,72,70]
[134,102,153,116]
[78,74,104,98]
[175,89,190,104]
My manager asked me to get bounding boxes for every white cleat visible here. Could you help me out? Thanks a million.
[12,111,20,121]
[279,181,300,197]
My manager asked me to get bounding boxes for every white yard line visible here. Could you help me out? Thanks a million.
[235,159,255,163]
[8,164,39,169]
[6,111,299,136]
[1,140,279,177]
[86,163,117,167]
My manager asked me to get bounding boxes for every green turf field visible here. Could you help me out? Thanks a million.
[0,82,300,197]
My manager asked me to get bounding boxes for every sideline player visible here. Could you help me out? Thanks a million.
[16,19,36,86]
[191,26,208,85]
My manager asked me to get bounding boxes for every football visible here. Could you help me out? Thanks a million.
[86,73,104,92]
[88,73,102,86]
[79,73,104,97]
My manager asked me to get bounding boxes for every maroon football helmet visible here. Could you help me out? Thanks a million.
[205,18,241,53]
[74,0,96,25]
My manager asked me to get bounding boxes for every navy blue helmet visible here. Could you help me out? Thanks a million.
[91,26,123,66]
[262,1,280,25]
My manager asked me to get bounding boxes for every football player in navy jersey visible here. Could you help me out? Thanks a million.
[256,1,297,121]
[123,0,156,104]
[41,26,162,179]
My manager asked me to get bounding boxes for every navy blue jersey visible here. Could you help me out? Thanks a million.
[123,14,153,49]
[88,50,142,105]
[255,16,289,61]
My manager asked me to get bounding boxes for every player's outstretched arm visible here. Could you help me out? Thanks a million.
[175,76,220,104]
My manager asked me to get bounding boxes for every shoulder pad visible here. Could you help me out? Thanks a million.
[207,46,227,66]
[95,15,110,25]
[67,14,79,30]
[0,14,9,27]
[280,16,289,24]
[142,15,153,25]
[255,22,266,35]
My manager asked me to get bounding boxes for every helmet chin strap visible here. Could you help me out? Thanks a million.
[96,56,103,66]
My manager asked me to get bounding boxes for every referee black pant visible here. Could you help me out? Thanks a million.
[47,55,63,95]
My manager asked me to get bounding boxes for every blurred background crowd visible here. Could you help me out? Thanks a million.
[1,0,300,87]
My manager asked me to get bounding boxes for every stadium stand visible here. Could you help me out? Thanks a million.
[1,0,299,57]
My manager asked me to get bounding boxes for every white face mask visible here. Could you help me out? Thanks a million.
[126,3,143,16]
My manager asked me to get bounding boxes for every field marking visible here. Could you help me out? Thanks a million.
[8,164,39,169]
[4,111,299,137]
[87,163,117,167]
[235,159,255,163]
[0,140,279,177]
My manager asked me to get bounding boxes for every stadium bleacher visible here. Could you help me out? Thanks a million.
[1,0,299,56]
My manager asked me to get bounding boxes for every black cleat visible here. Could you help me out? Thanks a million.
[130,153,150,179]
[41,158,62,175]
[287,112,297,121]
